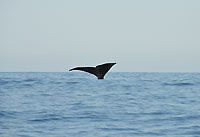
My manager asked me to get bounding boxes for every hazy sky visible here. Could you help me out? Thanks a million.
[1,0,200,72]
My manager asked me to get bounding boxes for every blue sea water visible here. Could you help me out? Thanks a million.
[0,72,200,137]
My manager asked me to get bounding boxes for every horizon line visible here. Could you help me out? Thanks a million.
[0,71,200,73]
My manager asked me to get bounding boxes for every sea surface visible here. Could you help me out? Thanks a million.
[0,72,200,137]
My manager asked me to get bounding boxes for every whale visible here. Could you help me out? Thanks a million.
[69,63,116,79]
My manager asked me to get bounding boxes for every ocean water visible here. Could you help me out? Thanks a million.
[0,72,200,137]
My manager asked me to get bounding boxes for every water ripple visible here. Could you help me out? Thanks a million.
[162,82,194,86]
[1,72,200,137]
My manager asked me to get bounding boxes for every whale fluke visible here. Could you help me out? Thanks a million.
[69,63,116,79]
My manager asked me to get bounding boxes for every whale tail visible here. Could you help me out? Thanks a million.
[69,63,116,79]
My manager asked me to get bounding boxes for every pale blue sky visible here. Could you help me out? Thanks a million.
[1,0,200,72]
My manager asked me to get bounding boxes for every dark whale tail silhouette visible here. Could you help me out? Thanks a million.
[69,63,116,79]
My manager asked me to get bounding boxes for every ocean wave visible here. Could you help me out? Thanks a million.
[0,80,9,85]
[66,81,79,84]
[29,117,61,122]
[0,111,17,118]
[24,78,38,82]
[99,127,137,131]
[0,77,44,88]
[22,84,33,87]
[163,82,194,86]
[23,78,43,85]
[0,79,21,85]
[48,81,63,84]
